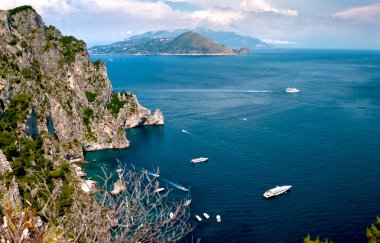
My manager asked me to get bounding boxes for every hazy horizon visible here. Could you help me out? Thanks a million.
[1,0,380,50]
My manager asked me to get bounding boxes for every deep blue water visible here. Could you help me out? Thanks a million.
[85,50,380,242]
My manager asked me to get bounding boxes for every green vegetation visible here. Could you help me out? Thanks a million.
[367,216,380,243]
[9,37,17,46]
[304,235,332,243]
[0,94,74,216]
[106,92,127,116]
[8,5,34,16]
[85,91,97,103]
[83,107,94,129]
[83,107,96,140]
[59,36,86,64]
[92,59,103,70]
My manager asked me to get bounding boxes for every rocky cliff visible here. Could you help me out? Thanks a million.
[0,6,163,162]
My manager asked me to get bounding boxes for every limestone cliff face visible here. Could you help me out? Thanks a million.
[0,7,163,161]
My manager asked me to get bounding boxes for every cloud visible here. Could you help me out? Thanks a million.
[262,39,297,44]
[333,3,380,23]
[184,9,244,28]
[240,0,298,16]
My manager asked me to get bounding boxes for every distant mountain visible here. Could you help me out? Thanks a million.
[193,27,270,49]
[89,31,234,55]
[127,27,271,49]
[165,31,234,55]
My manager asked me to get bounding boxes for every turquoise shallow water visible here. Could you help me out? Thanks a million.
[85,50,380,242]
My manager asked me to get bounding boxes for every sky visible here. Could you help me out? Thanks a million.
[0,0,379,49]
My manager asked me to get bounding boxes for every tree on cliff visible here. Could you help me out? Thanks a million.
[367,216,380,243]
[0,167,193,242]
[304,234,332,243]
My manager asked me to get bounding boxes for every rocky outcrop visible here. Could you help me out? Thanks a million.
[110,179,126,195]
[80,179,98,194]
[145,109,164,126]
[0,7,164,161]
[0,150,12,175]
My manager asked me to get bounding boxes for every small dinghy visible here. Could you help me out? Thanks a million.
[203,213,210,219]
[216,215,221,223]
[155,188,165,193]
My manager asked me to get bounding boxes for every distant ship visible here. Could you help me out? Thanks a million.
[285,87,300,93]
[263,185,292,198]
[191,157,208,163]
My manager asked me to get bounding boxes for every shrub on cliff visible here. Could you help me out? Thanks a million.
[367,216,380,243]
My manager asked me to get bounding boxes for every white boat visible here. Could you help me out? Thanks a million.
[169,212,174,219]
[216,215,221,223]
[203,213,210,219]
[191,157,208,163]
[285,87,300,93]
[263,185,292,198]
[183,199,192,206]
[195,215,202,222]
[155,188,165,193]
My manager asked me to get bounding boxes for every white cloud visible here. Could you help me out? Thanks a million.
[262,39,297,44]
[184,9,244,28]
[240,0,298,16]
[333,3,380,23]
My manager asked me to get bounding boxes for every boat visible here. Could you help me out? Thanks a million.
[203,213,210,219]
[195,215,202,222]
[263,185,292,198]
[155,188,165,193]
[285,87,300,93]
[169,212,174,219]
[216,215,221,223]
[191,157,208,163]
[183,199,192,206]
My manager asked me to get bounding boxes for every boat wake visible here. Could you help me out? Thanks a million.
[181,129,192,134]
[147,171,160,178]
[156,89,276,93]
[162,179,189,192]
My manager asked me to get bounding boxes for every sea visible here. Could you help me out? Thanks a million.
[85,49,380,243]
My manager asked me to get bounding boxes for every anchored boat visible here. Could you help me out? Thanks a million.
[263,185,292,198]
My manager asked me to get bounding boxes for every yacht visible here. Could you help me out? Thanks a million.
[191,157,208,163]
[285,87,300,93]
[203,213,210,219]
[263,185,292,198]
[195,215,202,222]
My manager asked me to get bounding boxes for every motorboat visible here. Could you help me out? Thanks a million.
[263,185,292,198]
[285,87,300,93]
[191,157,208,163]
